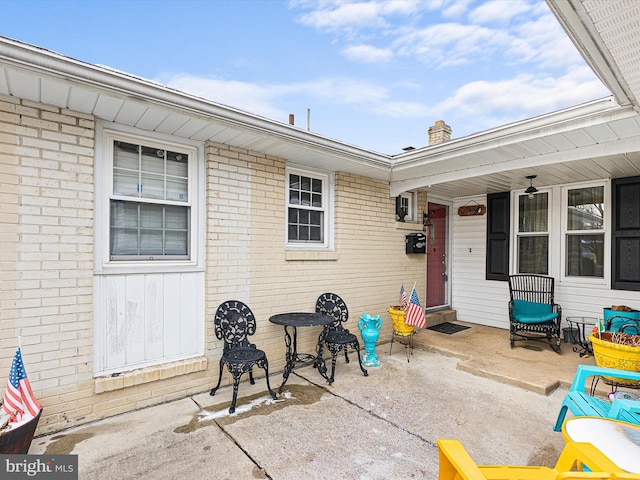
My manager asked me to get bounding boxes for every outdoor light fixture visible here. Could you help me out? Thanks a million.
[423,211,433,232]
[525,175,538,199]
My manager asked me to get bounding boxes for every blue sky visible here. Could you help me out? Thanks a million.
[2,0,610,154]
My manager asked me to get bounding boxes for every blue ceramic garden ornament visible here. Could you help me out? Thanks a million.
[358,313,382,367]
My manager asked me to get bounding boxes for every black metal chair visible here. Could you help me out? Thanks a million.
[315,292,368,384]
[508,274,562,353]
[209,300,277,413]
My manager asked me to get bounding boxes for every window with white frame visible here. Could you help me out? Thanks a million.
[109,139,194,261]
[398,192,415,221]
[286,168,332,248]
[564,184,605,278]
[94,128,204,376]
[512,181,608,281]
[516,192,549,275]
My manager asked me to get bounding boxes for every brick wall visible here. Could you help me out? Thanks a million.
[0,94,95,432]
[1,93,426,434]
[207,143,427,372]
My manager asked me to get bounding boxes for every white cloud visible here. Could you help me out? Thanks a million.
[161,74,289,121]
[469,0,533,24]
[296,1,388,33]
[159,0,609,151]
[394,23,511,67]
[341,44,393,63]
[293,0,432,35]
[162,72,393,117]
[507,14,584,68]
[441,1,473,19]
[433,65,610,132]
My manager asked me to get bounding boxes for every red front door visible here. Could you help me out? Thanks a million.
[426,202,448,308]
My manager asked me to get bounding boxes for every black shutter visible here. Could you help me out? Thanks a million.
[486,192,510,281]
[612,176,640,291]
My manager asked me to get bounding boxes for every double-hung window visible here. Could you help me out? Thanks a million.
[286,167,333,249]
[110,139,193,261]
[95,128,204,376]
[512,182,607,281]
[564,184,605,278]
[516,192,549,274]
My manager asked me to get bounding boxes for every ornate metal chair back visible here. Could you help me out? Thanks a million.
[214,300,257,352]
[315,292,349,333]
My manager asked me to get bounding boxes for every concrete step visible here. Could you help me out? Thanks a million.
[425,309,457,328]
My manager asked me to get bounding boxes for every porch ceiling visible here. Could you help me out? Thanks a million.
[1,0,640,201]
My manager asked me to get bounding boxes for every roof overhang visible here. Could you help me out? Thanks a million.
[546,0,640,112]
[389,98,640,197]
[0,36,392,181]
[2,0,640,201]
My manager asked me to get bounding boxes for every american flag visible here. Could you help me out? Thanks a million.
[405,287,426,329]
[2,348,42,422]
[399,285,407,309]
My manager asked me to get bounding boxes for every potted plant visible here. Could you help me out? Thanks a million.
[589,330,640,386]
[387,306,415,335]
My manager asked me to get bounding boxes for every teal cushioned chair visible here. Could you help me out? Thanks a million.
[508,274,562,353]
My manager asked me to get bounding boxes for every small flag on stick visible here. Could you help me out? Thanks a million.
[399,284,407,310]
[591,319,605,339]
[405,286,426,329]
[2,348,42,422]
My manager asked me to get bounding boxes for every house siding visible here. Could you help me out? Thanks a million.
[0,93,426,434]
[451,196,508,329]
[450,195,640,330]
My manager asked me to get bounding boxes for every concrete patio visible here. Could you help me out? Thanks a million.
[29,322,598,479]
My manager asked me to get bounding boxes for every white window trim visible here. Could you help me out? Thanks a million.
[511,181,610,286]
[559,180,609,286]
[93,122,206,376]
[285,165,334,251]
[95,123,205,274]
[512,188,552,276]
[399,192,417,222]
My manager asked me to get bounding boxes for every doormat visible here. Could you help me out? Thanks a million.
[427,322,470,335]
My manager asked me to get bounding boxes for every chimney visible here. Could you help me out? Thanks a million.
[289,114,295,125]
[428,120,452,145]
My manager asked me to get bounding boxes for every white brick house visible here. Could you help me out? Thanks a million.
[2,0,640,434]
[0,60,427,433]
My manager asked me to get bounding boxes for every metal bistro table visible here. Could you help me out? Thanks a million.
[269,312,335,392]
[565,316,596,357]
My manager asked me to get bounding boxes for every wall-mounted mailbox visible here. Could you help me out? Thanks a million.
[405,233,426,254]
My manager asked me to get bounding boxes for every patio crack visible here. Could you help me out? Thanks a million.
[189,396,273,480]
[291,371,438,449]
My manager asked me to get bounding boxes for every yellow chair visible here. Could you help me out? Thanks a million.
[437,439,625,480]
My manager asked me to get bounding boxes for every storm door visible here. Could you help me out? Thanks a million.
[425,202,449,309]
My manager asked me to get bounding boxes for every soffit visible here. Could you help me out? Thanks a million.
[2,28,640,201]
[0,37,392,182]
[547,0,640,111]
[388,99,640,197]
